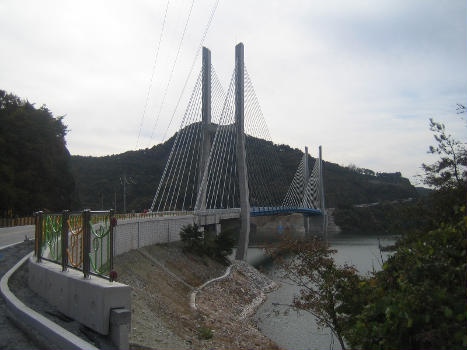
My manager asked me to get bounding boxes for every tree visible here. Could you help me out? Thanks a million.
[0,90,75,215]
[180,224,235,264]
[277,116,467,349]
[421,118,466,190]
[341,117,467,348]
[271,237,361,350]
[344,209,466,349]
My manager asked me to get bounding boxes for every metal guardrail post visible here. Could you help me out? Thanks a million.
[35,211,43,263]
[61,210,69,271]
[82,209,91,278]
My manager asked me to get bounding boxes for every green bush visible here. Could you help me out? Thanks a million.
[198,326,213,340]
[180,224,235,264]
[343,208,467,349]
[180,224,203,253]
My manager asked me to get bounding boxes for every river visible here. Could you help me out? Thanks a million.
[246,234,396,350]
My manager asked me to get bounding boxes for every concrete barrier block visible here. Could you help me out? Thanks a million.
[28,258,131,335]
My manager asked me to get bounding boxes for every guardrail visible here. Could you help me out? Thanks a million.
[34,210,116,280]
[0,216,35,227]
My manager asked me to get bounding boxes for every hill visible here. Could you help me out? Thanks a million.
[71,134,417,212]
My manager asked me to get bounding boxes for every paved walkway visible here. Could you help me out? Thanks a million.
[0,226,34,248]
[0,240,43,349]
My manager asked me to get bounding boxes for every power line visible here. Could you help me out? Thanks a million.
[135,0,171,149]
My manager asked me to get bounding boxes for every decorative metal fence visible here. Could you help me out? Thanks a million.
[34,209,116,280]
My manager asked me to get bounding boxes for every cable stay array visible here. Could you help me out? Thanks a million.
[283,152,322,210]
[149,46,323,217]
[149,59,287,213]
[243,67,284,211]
[149,64,226,212]
[196,68,238,210]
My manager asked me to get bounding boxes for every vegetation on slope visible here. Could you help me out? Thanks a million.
[71,136,417,212]
[0,88,417,216]
[275,115,467,349]
[0,90,75,216]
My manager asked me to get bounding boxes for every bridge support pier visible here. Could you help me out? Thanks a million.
[234,43,250,261]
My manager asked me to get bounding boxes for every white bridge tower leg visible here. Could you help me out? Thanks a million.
[303,146,310,236]
[197,47,211,212]
[235,43,250,261]
[319,145,327,238]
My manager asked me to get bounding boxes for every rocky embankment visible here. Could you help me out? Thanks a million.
[114,242,279,350]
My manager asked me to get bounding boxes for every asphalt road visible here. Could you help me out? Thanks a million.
[0,226,34,249]
[0,240,41,349]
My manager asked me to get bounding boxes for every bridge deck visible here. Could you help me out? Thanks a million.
[250,207,322,217]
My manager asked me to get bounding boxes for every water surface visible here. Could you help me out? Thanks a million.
[252,234,396,350]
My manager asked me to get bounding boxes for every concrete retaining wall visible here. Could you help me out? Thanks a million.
[114,215,195,255]
[28,258,131,335]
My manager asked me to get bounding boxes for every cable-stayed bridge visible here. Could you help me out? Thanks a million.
[148,43,326,260]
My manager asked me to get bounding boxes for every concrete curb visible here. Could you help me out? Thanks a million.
[0,251,99,350]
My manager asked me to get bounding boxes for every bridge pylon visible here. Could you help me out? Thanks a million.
[303,146,310,237]
[319,145,327,238]
[197,46,212,212]
[234,42,250,261]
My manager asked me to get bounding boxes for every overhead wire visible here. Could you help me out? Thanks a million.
[160,0,221,144]
[147,0,196,147]
[135,0,171,149]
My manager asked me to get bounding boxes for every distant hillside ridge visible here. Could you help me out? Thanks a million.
[71,133,417,212]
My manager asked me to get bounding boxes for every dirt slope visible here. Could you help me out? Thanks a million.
[114,242,279,350]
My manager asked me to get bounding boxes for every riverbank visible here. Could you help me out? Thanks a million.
[114,242,280,350]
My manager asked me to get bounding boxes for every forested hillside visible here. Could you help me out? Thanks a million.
[0,89,417,215]
[71,133,417,212]
[0,90,75,216]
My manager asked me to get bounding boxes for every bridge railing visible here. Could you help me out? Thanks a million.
[34,209,116,280]
[114,210,192,221]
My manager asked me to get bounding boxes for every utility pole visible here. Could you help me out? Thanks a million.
[123,176,127,213]
[235,42,250,261]
[121,174,135,213]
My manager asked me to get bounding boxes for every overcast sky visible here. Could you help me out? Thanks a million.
[1,0,466,184]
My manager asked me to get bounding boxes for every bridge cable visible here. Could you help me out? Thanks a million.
[147,0,196,147]
[150,69,202,212]
[207,75,234,208]
[165,71,203,211]
[135,0,171,149]
[244,67,284,208]
[160,0,221,144]
[245,66,285,206]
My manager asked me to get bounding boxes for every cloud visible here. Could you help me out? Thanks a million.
[0,0,465,184]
